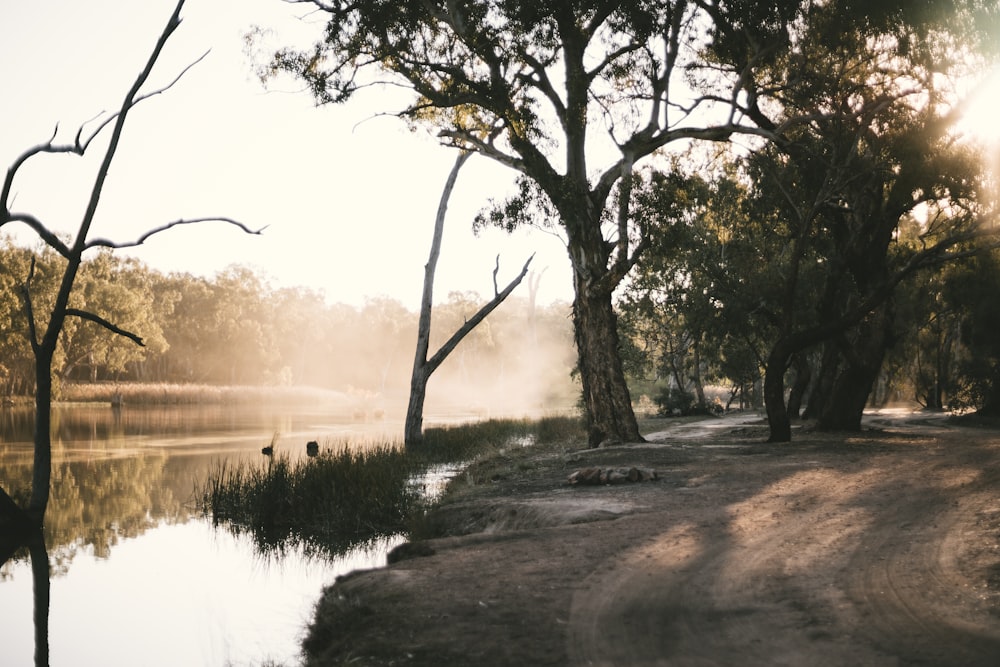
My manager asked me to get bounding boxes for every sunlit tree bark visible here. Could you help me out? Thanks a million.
[405,150,533,446]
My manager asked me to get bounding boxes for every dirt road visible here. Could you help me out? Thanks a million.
[302,413,1000,666]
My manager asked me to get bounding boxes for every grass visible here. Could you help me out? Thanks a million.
[200,441,418,558]
[198,414,586,559]
[415,415,586,463]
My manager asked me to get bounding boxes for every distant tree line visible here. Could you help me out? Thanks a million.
[0,238,577,411]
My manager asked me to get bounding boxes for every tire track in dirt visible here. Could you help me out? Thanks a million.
[566,429,1000,666]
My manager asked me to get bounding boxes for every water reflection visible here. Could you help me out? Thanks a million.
[0,403,415,666]
[1,520,401,666]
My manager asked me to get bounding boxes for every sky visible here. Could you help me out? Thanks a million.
[4,2,1000,313]
[0,0,573,310]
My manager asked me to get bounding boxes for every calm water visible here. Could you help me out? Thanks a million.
[0,403,424,667]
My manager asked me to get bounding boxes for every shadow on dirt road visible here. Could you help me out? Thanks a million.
[302,411,1000,667]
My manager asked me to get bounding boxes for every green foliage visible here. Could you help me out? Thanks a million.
[652,386,695,416]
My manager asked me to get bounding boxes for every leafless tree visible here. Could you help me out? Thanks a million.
[405,151,532,446]
[0,0,261,528]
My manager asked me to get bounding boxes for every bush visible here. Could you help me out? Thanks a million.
[653,387,696,416]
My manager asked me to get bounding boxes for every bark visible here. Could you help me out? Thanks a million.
[574,280,642,446]
[27,350,53,523]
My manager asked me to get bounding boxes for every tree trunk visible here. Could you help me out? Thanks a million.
[27,349,53,526]
[786,351,812,419]
[764,339,793,442]
[817,304,893,431]
[573,281,642,446]
[405,366,430,446]
[691,339,706,408]
[404,151,471,447]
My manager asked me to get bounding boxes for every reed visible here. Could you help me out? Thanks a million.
[60,382,346,406]
[200,441,419,558]
[200,415,585,558]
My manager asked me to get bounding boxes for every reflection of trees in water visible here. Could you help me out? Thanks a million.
[0,451,189,574]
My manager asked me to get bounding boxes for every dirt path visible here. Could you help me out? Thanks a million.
[302,415,1000,666]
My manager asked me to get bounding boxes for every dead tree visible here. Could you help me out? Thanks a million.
[404,151,533,446]
[0,0,261,528]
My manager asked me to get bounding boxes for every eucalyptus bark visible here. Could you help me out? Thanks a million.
[405,151,471,446]
[574,282,641,446]
[405,151,533,446]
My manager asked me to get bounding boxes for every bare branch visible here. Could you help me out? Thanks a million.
[425,253,535,374]
[438,128,525,171]
[85,217,266,250]
[3,214,72,258]
[65,308,145,347]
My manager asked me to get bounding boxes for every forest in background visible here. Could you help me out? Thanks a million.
[0,238,579,415]
[3,215,998,421]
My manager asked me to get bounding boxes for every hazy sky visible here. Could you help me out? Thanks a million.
[0,0,573,309]
[4,1,999,311]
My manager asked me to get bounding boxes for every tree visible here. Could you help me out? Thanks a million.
[264,0,809,446]
[406,151,532,446]
[747,2,998,441]
[57,251,168,383]
[0,0,260,527]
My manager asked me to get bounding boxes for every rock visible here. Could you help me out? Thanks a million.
[567,466,658,486]
[387,541,436,564]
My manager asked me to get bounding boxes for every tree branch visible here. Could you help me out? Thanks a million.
[1,51,207,243]
[85,217,266,250]
[3,213,72,258]
[425,253,534,374]
[65,309,145,347]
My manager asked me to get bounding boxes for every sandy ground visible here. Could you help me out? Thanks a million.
[300,412,1000,666]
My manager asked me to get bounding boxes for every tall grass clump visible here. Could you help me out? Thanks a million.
[201,415,586,558]
[200,442,419,557]
[417,414,583,463]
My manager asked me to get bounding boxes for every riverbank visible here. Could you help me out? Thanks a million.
[299,412,1000,666]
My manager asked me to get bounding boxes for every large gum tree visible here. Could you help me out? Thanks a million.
[267,0,804,445]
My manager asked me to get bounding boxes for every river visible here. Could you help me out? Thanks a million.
[0,402,436,667]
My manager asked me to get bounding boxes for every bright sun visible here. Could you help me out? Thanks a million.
[957,64,1000,146]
